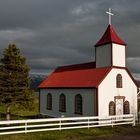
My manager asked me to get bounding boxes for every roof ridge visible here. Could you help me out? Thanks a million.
[55,61,96,72]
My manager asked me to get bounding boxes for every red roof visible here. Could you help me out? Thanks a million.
[55,62,96,72]
[95,25,126,47]
[38,62,111,88]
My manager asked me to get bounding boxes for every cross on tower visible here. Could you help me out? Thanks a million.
[106,8,114,25]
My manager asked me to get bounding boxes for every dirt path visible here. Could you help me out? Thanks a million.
[86,135,140,140]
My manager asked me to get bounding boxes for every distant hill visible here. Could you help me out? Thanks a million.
[30,73,46,91]
[136,80,140,87]
[132,73,140,87]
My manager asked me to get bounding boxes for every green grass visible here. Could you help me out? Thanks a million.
[0,125,140,140]
[0,98,39,120]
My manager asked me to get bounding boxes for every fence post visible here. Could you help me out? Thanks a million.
[25,121,27,133]
[111,117,114,128]
[132,115,135,126]
[138,111,140,124]
[88,119,89,129]
[59,120,61,131]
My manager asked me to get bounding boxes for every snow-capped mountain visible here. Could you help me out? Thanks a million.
[30,73,46,91]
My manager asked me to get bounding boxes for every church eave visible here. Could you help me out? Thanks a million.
[95,41,126,47]
[38,87,96,89]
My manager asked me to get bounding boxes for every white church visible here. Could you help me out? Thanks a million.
[38,9,138,118]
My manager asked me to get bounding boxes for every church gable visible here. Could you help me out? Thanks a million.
[99,68,138,89]
[98,68,138,117]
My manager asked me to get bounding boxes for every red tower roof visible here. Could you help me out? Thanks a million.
[95,25,126,47]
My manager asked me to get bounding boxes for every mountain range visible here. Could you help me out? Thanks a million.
[30,73,46,91]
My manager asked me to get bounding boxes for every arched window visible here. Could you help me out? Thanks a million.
[124,101,130,114]
[109,101,115,115]
[116,74,122,88]
[59,94,66,112]
[75,94,82,114]
[47,93,52,110]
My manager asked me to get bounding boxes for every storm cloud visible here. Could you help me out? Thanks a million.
[0,0,140,77]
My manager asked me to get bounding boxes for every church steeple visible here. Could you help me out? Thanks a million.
[95,9,126,68]
[95,24,126,47]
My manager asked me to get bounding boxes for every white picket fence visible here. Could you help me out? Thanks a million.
[0,114,135,135]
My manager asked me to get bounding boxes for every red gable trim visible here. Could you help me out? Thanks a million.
[112,67,138,92]
[101,66,138,89]
[97,67,112,87]
[125,68,139,92]
[95,25,126,47]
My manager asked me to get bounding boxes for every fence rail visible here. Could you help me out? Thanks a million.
[0,114,135,135]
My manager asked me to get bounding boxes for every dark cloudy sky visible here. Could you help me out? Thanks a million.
[0,0,140,78]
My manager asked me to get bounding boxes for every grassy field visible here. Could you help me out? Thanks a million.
[0,124,140,140]
[0,98,39,120]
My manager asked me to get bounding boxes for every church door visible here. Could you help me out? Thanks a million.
[115,96,125,115]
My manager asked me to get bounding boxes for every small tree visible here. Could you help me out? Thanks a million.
[0,44,34,120]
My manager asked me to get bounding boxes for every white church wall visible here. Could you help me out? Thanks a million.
[98,68,137,118]
[40,88,96,117]
[112,43,126,67]
[96,44,111,68]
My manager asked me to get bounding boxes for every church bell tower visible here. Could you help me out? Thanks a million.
[95,8,126,68]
